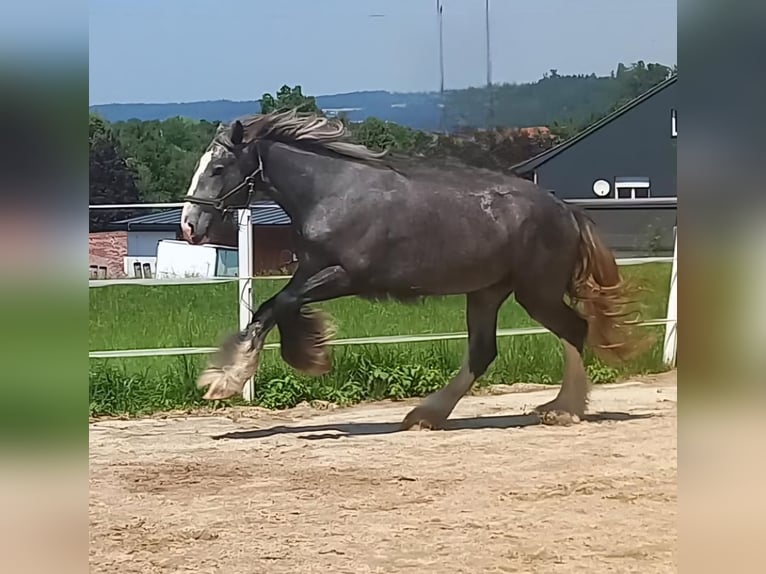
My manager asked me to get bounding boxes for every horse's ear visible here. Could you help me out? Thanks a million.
[231,120,244,146]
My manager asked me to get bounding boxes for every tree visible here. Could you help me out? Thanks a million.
[443,60,673,133]
[546,61,674,142]
[110,117,218,202]
[89,113,143,231]
[260,85,322,115]
[349,117,434,154]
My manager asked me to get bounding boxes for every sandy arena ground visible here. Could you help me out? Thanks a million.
[89,371,677,573]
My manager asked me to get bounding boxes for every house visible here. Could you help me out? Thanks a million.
[511,74,677,254]
[88,201,295,278]
[89,231,128,279]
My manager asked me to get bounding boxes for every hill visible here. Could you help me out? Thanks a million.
[90,90,443,131]
[89,61,675,132]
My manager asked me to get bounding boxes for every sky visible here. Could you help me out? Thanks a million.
[89,0,677,105]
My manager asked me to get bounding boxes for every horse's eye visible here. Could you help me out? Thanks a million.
[212,165,224,176]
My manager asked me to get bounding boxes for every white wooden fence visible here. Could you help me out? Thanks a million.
[90,198,678,400]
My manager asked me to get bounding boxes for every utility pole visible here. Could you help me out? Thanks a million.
[437,0,446,133]
[485,0,494,129]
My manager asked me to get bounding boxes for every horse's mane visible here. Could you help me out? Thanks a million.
[220,109,521,182]
[230,108,389,165]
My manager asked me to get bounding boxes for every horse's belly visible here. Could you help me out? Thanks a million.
[326,206,517,293]
[358,243,511,295]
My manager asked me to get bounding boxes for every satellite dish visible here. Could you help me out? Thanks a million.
[592,179,610,197]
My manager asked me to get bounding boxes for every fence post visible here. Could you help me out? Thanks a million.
[662,227,678,366]
[237,207,255,401]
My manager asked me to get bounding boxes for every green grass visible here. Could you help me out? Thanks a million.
[89,263,672,416]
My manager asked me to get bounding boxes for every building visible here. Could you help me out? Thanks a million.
[89,231,128,279]
[88,201,295,278]
[511,74,677,254]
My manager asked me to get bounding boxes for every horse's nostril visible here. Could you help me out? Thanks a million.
[181,219,194,241]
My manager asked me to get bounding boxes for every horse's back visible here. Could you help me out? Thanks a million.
[307,161,579,295]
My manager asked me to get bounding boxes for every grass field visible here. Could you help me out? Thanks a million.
[89,263,672,416]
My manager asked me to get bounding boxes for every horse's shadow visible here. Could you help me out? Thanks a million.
[211,411,654,442]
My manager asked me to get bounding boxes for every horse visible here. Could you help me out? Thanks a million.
[181,109,648,430]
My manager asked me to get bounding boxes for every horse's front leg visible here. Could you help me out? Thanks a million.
[272,265,354,375]
[197,265,354,400]
[196,296,277,400]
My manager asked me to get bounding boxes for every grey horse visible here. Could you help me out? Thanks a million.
[181,109,648,430]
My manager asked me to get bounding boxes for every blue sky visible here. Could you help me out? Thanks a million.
[89,0,677,105]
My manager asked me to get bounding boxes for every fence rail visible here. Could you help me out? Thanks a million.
[87,256,674,288]
[89,197,678,399]
[89,197,677,210]
[88,202,282,210]
[89,318,674,360]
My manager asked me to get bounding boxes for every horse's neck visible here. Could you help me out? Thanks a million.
[259,141,336,224]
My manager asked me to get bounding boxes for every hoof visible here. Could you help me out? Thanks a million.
[534,397,586,420]
[301,346,333,377]
[282,344,333,377]
[196,326,265,401]
[279,307,335,376]
[537,410,581,427]
[197,368,244,401]
[399,406,447,431]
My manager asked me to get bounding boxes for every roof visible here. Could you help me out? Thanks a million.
[511,74,677,175]
[111,201,291,231]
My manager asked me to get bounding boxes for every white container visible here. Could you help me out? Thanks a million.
[154,240,238,279]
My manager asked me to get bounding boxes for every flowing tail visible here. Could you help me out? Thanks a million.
[567,207,653,364]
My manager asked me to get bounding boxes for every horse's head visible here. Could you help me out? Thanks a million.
[181,120,264,244]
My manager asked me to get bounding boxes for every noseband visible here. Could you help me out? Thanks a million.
[184,152,265,215]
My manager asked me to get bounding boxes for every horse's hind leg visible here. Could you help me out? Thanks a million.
[515,289,589,420]
[400,283,513,431]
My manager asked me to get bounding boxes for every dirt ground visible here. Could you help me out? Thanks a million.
[89,371,677,574]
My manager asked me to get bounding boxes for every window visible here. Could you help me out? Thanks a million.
[215,248,239,277]
[671,109,677,138]
[614,177,651,199]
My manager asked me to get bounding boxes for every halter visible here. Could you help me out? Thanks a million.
[183,151,265,214]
